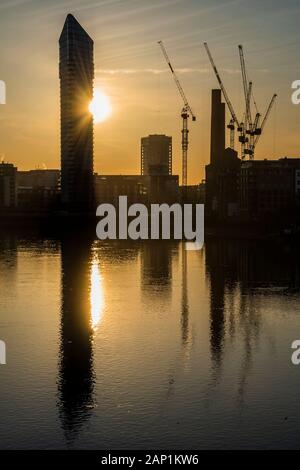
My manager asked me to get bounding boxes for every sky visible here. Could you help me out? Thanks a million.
[0,0,300,183]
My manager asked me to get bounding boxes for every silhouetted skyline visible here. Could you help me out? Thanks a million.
[0,0,300,183]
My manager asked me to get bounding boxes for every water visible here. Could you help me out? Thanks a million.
[0,230,300,449]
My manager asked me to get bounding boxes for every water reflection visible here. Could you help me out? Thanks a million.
[140,241,174,296]
[58,234,96,443]
[2,231,300,448]
[0,233,18,287]
[90,253,105,330]
[205,238,300,404]
[57,236,300,442]
[181,245,189,348]
[205,240,230,369]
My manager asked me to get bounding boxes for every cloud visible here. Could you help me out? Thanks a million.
[0,0,33,9]
[222,68,241,75]
[96,67,211,75]
[95,67,247,76]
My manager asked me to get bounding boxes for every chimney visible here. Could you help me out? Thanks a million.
[210,89,225,165]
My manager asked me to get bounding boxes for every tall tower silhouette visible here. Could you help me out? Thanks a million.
[59,14,94,211]
[210,89,225,165]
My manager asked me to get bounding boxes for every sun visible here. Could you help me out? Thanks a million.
[89,90,112,123]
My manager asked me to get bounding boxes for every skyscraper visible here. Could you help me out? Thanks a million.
[141,135,172,176]
[59,14,94,210]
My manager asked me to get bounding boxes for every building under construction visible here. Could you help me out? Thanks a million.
[205,90,300,222]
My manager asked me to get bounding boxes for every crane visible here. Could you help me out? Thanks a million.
[158,40,196,187]
[238,45,277,159]
[205,42,277,160]
[239,45,260,158]
[242,80,253,157]
[244,95,277,157]
[238,45,252,132]
[253,94,277,149]
[246,110,261,158]
[204,42,242,151]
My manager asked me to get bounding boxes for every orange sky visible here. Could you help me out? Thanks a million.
[0,0,300,183]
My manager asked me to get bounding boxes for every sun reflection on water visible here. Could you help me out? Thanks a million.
[90,256,105,330]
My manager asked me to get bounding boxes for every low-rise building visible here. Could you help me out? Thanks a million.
[17,169,60,210]
[205,148,241,219]
[0,162,17,209]
[94,174,179,206]
[240,158,300,217]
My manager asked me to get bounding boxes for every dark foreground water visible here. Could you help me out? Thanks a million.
[1,231,300,449]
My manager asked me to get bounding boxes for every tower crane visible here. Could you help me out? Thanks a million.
[238,45,252,133]
[205,42,277,160]
[243,81,254,157]
[247,110,261,157]
[252,94,277,150]
[239,45,260,158]
[238,45,278,160]
[204,42,243,152]
[238,45,277,158]
[158,40,196,187]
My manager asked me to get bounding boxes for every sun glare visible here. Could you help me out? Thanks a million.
[89,90,112,123]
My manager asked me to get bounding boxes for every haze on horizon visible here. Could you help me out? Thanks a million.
[0,0,299,183]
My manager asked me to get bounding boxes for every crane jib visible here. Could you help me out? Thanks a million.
[168,63,174,73]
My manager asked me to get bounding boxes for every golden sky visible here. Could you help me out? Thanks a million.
[0,0,300,183]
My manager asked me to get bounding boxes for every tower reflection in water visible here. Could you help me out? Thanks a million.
[140,240,193,352]
[58,235,104,441]
[205,238,300,402]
